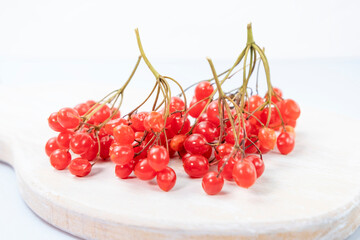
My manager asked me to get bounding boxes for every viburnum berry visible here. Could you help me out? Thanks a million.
[81,141,98,161]
[280,99,301,121]
[134,158,157,180]
[214,143,233,160]
[218,156,237,181]
[45,137,61,157]
[246,95,264,112]
[195,81,214,100]
[202,147,213,160]
[258,127,276,150]
[131,112,148,131]
[184,133,210,155]
[68,158,92,177]
[48,112,66,132]
[189,97,208,118]
[113,124,135,145]
[193,121,219,143]
[110,107,121,119]
[224,126,244,145]
[50,149,71,170]
[69,133,93,155]
[115,160,135,179]
[86,100,96,107]
[202,171,224,195]
[277,132,295,155]
[89,104,111,123]
[170,134,187,152]
[148,145,169,171]
[183,155,209,178]
[74,103,90,116]
[110,145,134,165]
[169,96,185,113]
[143,111,164,133]
[171,115,190,134]
[244,155,265,178]
[232,160,257,188]
[57,130,74,149]
[104,118,128,135]
[57,107,80,129]
[156,167,176,192]
[99,135,113,159]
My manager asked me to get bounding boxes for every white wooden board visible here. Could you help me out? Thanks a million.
[0,84,360,240]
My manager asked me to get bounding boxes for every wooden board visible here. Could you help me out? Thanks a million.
[0,84,360,240]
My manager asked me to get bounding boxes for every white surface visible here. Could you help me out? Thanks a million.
[0,0,359,60]
[0,57,360,239]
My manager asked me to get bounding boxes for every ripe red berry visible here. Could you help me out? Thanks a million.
[184,133,210,155]
[169,96,185,113]
[214,143,233,160]
[247,95,264,112]
[170,134,187,152]
[50,149,71,170]
[74,103,90,116]
[148,145,169,171]
[110,145,134,165]
[45,137,61,157]
[232,160,257,188]
[195,81,214,100]
[57,107,80,129]
[143,111,164,133]
[86,100,96,107]
[206,101,221,125]
[69,133,93,155]
[183,155,209,178]
[57,130,74,149]
[68,158,92,177]
[115,160,135,179]
[224,126,244,145]
[104,118,128,135]
[258,127,276,150]
[99,135,113,159]
[217,156,237,181]
[134,158,157,180]
[81,141,98,161]
[277,132,295,155]
[131,112,149,131]
[113,125,135,145]
[281,99,301,121]
[189,97,208,118]
[48,112,66,132]
[202,172,224,195]
[171,115,190,134]
[156,167,176,192]
[193,121,219,143]
[244,155,265,178]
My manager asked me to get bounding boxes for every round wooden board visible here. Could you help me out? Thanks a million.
[0,85,359,240]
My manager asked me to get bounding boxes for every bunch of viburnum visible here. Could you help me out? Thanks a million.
[45,24,300,195]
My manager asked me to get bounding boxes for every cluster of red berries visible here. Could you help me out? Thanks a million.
[45,80,300,195]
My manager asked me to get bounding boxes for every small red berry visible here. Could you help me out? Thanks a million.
[156,167,176,192]
[183,155,209,178]
[148,145,170,171]
[57,107,80,129]
[50,149,71,170]
[68,158,92,177]
[134,158,157,180]
[232,160,257,188]
[202,171,224,195]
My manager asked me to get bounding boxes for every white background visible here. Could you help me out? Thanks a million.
[0,0,360,239]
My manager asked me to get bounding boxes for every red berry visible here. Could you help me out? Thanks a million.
[134,158,157,180]
[232,160,257,188]
[115,160,135,179]
[104,118,128,135]
[131,112,149,131]
[169,97,185,113]
[48,112,66,132]
[148,145,169,171]
[217,156,237,181]
[184,133,210,155]
[74,103,90,116]
[143,111,164,133]
[224,126,244,145]
[193,121,219,143]
[110,145,134,165]
[214,143,233,160]
[170,134,187,152]
[171,115,190,134]
[81,141,98,161]
[113,125,135,145]
[202,171,224,195]
[50,149,71,170]
[57,107,80,129]
[86,100,96,107]
[68,158,92,177]
[206,101,221,125]
[45,137,61,157]
[99,135,113,159]
[258,127,276,150]
[156,167,176,192]
[183,155,209,178]
[57,130,74,149]
[90,104,111,123]
[189,97,208,118]
[244,155,265,178]
[247,95,264,112]
[277,132,295,155]
[195,81,214,100]
[281,99,301,121]
[69,133,93,155]
[110,107,121,119]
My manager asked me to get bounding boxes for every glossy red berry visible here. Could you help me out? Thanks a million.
[202,172,224,195]
[69,133,93,155]
[48,112,66,132]
[217,156,237,181]
[183,155,209,178]
[184,133,210,155]
[206,101,221,125]
[45,137,61,157]
[214,143,233,160]
[193,121,219,143]
[247,95,264,112]
[156,167,176,192]
[99,135,113,159]
[258,127,276,150]
[143,111,164,133]
[169,96,185,113]
[131,112,149,131]
[281,99,301,121]
[195,81,214,100]
[171,115,190,134]
[115,160,135,179]
[57,130,74,149]
[232,160,257,188]
[224,126,244,145]
[113,124,135,145]
[50,149,71,170]
[68,158,92,177]
[277,132,295,155]
[81,141,98,161]
[244,155,265,178]
[189,97,208,118]
[148,145,169,171]
[134,158,157,180]
[90,104,111,123]
[57,107,80,129]
[104,118,128,135]
[74,103,90,116]
[170,134,187,152]
[110,145,134,165]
